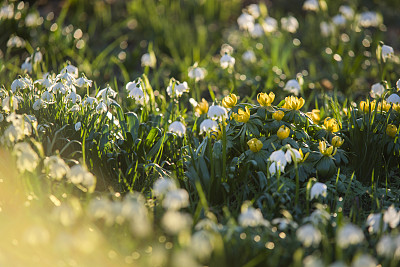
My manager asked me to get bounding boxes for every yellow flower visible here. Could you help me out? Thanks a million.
[319,141,336,156]
[323,117,340,133]
[386,124,398,138]
[195,98,209,115]
[277,125,290,140]
[247,138,263,152]
[332,136,344,147]
[257,92,275,106]
[377,100,391,112]
[359,100,376,113]
[211,129,222,140]
[273,110,285,121]
[306,109,321,124]
[282,96,305,110]
[222,94,237,108]
[299,148,310,163]
[232,106,250,123]
[392,104,400,113]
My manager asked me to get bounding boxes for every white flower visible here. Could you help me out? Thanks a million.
[61,64,79,78]
[339,5,354,19]
[382,45,394,62]
[370,82,385,98]
[366,213,387,234]
[141,53,156,68]
[351,254,376,267]
[285,147,302,163]
[44,155,70,180]
[65,91,81,104]
[2,95,21,112]
[208,105,227,120]
[199,119,218,134]
[188,63,207,82]
[238,205,267,227]
[75,77,92,88]
[51,82,68,94]
[281,16,299,33]
[271,217,298,230]
[35,74,54,89]
[359,11,381,28]
[249,23,264,38]
[75,122,81,131]
[33,99,46,110]
[162,211,192,235]
[332,14,346,26]
[305,209,331,225]
[21,58,32,73]
[269,150,288,166]
[190,230,214,261]
[96,86,117,99]
[126,81,145,103]
[237,12,254,31]
[296,224,321,247]
[83,96,98,108]
[67,164,96,192]
[168,121,186,137]
[220,54,235,69]
[303,0,319,11]
[11,79,28,93]
[166,81,189,98]
[7,36,25,48]
[0,4,14,20]
[303,255,323,267]
[41,91,54,102]
[269,161,285,176]
[33,51,43,64]
[337,223,364,248]
[153,178,177,197]
[13,142,39,173]
[284,79,301,95]
[383,205,400,229]
[320,21,335,37]
[96,101,107,113]
[263,17,278,33]
[397,79,400,90]
[69,104,80,113]
[247,4,260,19]
[162,189,189,210]
[376,235,395,258]
[242,50,256,63]
[25,13,39,27]
[310,182,328,200]
[387,93,400,104]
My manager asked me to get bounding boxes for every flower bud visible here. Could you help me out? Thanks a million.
[273,110,284,121]
[222,94,237,108]
[257,92,275,106]
[247,138,263,152]
[386,124,398,138]
[277,125,290,140]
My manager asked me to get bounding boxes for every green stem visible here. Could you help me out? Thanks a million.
[222,121,227,182]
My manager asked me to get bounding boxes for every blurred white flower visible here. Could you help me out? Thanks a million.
[2,95,21,112]
[23,225,50,245]
[359,11,381,28]
[370,82,385,98]
[303,0,319,11]
[25,13,40,27]
[310,182,327,199]
[61,64,79,78]
[281,16,299,33]
[272,217,298,230]
[75,122,81,131]
[2,113,32,144]
[328,261,348,267]
[166,81,189,98]
[21,58,32,73]
[168,121,186,137]
[153,178,177,197]
[162,211,192,235]
[337,223,364,248]
[382,45,394,62]
[88,198,115,225]
[387,93,400,104]
[188,63,207,82]
[44,155,70,180]
[11,79,28,93]
[237,12,255,31]
[242,50,256,63]
[296,224,321,247]
[247,4,260,19]
[376,235,395,258]
[305,209,331,225]
[249,23,264,38]
[141,52,156,68]
[190,230,214,262]
[0,4,14,19]
[199,119,218,134]
[383,206,400,228]
[397,79,400,91]
[263,17,278,33]
[303,255,323,267]
[33,50,43,64]
[220,53,235,69]
[13,142,39,173]
[339,5,354,19]
[332,14,346,26]
[320,21,335,37]
[366,213,387,234]
[208,105,227,120]
[284,79,301,95]
[163,189,189,210]
[7,36,25,48]
[75,76,92,88]
[68,165,96,192]
[238,205,267,227]
[33,98,47,110]
[351,254,376,267]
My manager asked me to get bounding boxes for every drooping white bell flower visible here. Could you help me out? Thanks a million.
[296,224,321,247]
[220,54,235,69]
[208,105,227,120]
[263,17,278,33]
[281,16,299,33]
[284,79,301,95]
[382,45,394,62]
[337,223,365,248]
[303,0,319,11]
[339,5,354,19]
[188,63,207,82]
[237,12,254,31]
[242,50,256,63]
[387,93,400,104]
[310,182,328,199]
[370,83,385,98]
[166,81,189,98]
[199,119,218,134]
[21,57,32,73]
[168,121,186,137]
[332,14,346,26]
[141,53,156,68]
